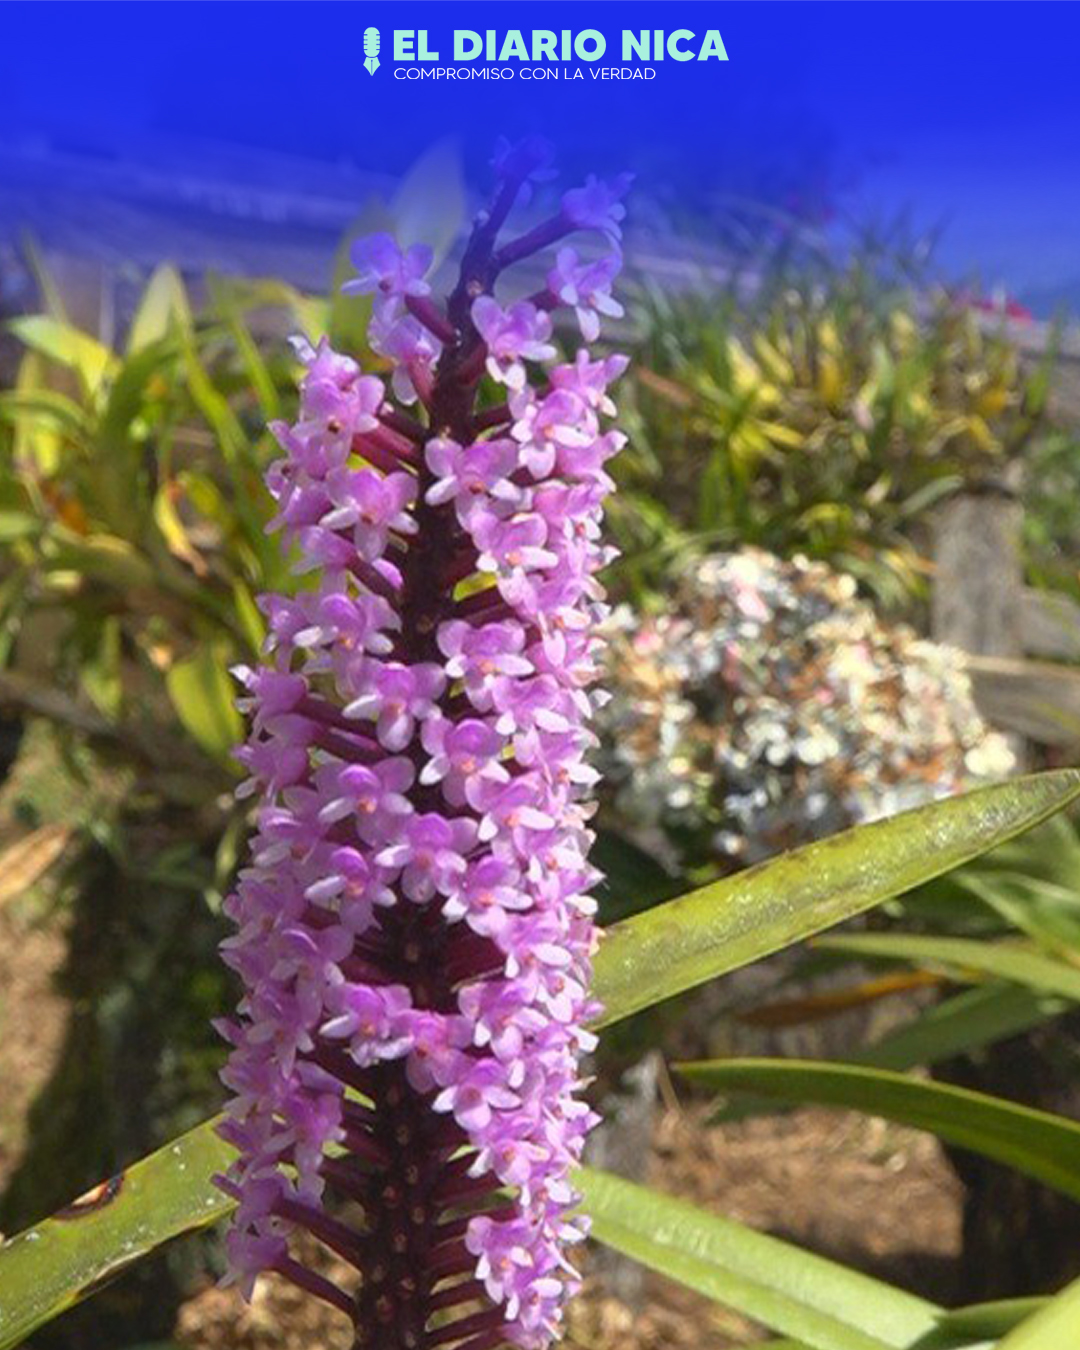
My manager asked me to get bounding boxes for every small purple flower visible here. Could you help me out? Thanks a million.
[561,172,634,241]
[343,659,445,751]
[420,715,509,806]
[344,232,433,299]
[438,619,535,708]
[510,389,597,481]
[217,139,627,1350]
[375,811,476,903]
[471,297,557,391]
[425,436,522,518]
[547,246,625,341]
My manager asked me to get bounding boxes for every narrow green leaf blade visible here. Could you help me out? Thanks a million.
[816,933,1080,1003]
[677,1059,1080,1203]
[5,316,116,395]
[0,1119,232,1350]
[577,1167,940,1350]
[592,772,1080,1027]
[126,264,192,354]
[996,1275,1080,1349]
[165,648,243,764]
[936,1298,1048,1341]
[855,982,1063,1071]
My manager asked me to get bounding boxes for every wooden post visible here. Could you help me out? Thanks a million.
[931,477,1028,766]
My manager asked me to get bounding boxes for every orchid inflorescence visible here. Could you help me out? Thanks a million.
[214,138,629,1350]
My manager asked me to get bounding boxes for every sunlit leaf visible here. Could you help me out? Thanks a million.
[816,932,1080,1004]
[153,483,208,577]
[996,1275,1080,1349]
[164,648,243,764]
[0,824,72,908]
[578,1168,939,1350]
[126,265,192,355]
[6,316,116,396]
[592,771,1080,1027]
[678,1059,1080,1203]
[0,1120,231,1350]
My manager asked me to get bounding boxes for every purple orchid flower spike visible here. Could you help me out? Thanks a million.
[216,140,628,1350]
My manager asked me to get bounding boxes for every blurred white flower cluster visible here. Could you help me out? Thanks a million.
[598,550,1015,873]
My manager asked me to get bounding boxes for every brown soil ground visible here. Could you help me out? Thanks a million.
[175,1102,961,1350]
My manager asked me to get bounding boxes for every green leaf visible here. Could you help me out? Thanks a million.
[959,870,1080,955]
[677,1058,1080,1203]
[816,932,1080,1003]
[80,614,123,721]
[98,334,182,453]
[997,1275,1080,1349]
[46,531,158,591]
[8,353,66,472]
[0,511,38,545]
[855,982,1063,1072]
[164,648,242,763]
[207,275,281,419]
[577,1167,939,1350]
[152,483,207,575]
[230,578,266,655]
[391,139,466,264]
[591,771,1080,1027]
[936,1298,1048,1341]
[126,265,192,354]
[0,1119,231,1350]
[20,235,69,322]
[0,389,91,440]
[6,316,116,396]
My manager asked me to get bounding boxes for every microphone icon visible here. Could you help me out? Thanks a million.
[363,27,381,75]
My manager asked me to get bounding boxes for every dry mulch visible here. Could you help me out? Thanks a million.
[176,1102,962,1350]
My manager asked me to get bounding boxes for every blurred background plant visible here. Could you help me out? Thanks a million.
[611,241,1058,610]
[0,253,305,1344]
[597,549,1015,882]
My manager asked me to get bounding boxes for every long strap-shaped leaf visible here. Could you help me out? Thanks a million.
[995,1275,1080,1349]
[677,1059,1080,1204]
[593,771,1080,1026]
[855,983,1063,1072]
[816,932,1080,1003]
[937,1299,1049,1341]
[577,1167,941,1350]
[2,770,1079,1346]
[0,1119,232,1350]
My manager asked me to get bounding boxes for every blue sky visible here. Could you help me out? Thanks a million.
[2,2,1078,310]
